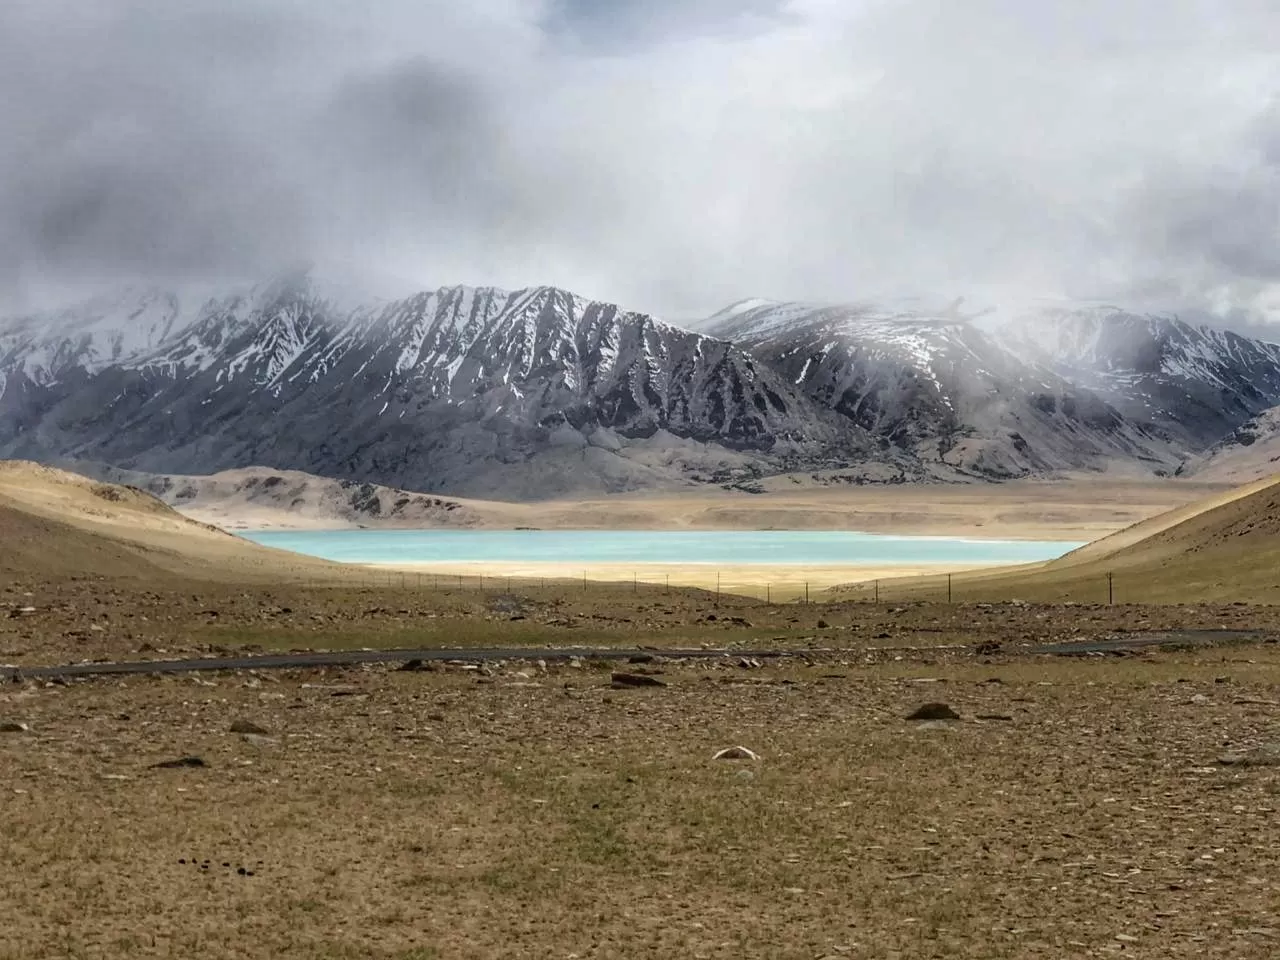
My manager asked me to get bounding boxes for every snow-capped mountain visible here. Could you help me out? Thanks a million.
[7,277,1279,496]
[699,299,1178,478]
[0,276,886,497]
[995,304,1280,449]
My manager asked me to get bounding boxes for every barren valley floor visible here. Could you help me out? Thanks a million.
[6,465,1280,958]
[183,478,1227,597]
[4,586,1280,960]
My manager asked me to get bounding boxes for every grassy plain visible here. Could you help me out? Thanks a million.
[5,630,1280,959]
[7,461,1280,958]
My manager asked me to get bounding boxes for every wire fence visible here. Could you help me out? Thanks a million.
[295,567,1130,607]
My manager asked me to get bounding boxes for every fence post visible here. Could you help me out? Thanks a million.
[874,579,879,605]
[947,573,952,605]
[766,583,771,604]
[805,582,810,605]
[1108,571,1114,606]
[715,572,721,606]
[583,571,587,592]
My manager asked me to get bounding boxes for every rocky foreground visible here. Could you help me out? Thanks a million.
[3,610,1279,959]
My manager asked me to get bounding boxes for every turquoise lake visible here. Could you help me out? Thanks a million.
[241,530,1084,566]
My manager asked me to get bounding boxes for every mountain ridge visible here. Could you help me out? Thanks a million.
[3,276,1277,497]
[0,277,903,498]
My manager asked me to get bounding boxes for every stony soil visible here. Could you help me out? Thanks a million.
[4,592,1280,959]
[8,574,1280,668]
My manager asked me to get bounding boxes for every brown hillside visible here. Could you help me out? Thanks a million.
[0,460,340,583]
[838,475,1280,605]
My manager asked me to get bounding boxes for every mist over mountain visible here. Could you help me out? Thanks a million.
[2,3,1279,494]
[5,274,1279,497]
[1,1,1278,322]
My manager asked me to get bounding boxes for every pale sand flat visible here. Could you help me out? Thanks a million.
[178,477,1228,540]
[366,560,1008,601]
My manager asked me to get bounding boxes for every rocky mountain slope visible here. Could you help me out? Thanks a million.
[698,299,1178,478]
[5,279,1279,497]
[1175,404,1280,483]
[995,303,1280,449]
[0,276,887,498]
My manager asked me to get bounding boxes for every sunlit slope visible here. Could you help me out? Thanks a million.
[845,475,1280,604]
[0,460,339,582]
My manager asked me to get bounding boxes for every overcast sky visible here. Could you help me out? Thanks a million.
[1,0,1277,319]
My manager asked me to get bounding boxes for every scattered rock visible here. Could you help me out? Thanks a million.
[1215,744,1280,768]
[0,721,30,733]
[713,745,761,761]
[975,713,1014,722]
[906,702,961,721]
[816,619,830,629]
[229,720,269,735]
[240,733,279,748]
[611,672,667,689]
[627,653,655,664]
[974,641,1002,656]
[152,756,207,769]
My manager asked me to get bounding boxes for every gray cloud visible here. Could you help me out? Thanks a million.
[1,0,1278,320]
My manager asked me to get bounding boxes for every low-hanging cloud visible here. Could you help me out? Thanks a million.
[0,0,1277,319]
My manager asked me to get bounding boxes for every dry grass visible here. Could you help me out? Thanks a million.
[835,475,1280,605]
[4,644,1280,959]
[7,461,1280,957]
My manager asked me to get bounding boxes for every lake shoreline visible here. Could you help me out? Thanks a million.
[359,559,1014,599]
[240,529,1080,600]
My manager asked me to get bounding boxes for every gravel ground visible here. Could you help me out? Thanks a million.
[4,636,1280,959]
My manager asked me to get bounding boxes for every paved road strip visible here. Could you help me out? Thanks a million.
[0,646,806,680]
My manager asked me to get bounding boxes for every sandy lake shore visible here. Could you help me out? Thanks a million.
[368,560,1014,601]
[186,479,1228,597]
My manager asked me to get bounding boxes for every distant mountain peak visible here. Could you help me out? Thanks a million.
[4,282,1278,496]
